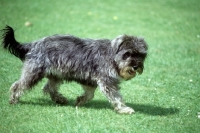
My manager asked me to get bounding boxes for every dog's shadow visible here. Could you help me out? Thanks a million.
[20,98,179,116]
[126,103,179,116]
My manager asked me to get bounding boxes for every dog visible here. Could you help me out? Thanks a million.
[1,26,148,114]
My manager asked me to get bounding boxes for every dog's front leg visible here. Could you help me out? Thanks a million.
[97,80,134,114]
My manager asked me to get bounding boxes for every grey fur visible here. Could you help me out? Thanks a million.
[1,26,148,114]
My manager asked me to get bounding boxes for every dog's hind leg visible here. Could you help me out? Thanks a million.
[43,77,68,104]
[9,64,44,104]
[75,85,96,106]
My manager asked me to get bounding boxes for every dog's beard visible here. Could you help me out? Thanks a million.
[119,66,143,80]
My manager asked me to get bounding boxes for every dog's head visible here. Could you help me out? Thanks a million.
[112,35,148,80]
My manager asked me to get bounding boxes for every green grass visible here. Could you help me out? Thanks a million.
[0,0,200,132]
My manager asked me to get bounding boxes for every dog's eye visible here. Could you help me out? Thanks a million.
[122,52,131,60]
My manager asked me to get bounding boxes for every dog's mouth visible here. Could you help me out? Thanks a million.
[119,65,143,80]
[119,66,136,80]
[127,68,136,75]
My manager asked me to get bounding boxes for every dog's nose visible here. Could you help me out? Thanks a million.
[133,66,138,70]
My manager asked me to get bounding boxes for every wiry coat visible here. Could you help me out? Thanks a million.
[1,26,148,114]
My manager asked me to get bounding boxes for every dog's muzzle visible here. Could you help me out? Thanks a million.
[119,65,143,80]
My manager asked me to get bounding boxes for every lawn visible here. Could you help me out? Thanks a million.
[0,0,199,132]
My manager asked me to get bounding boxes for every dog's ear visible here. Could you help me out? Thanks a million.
[111,34,130,53]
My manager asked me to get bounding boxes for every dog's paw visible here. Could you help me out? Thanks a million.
[9,99,18,104]
[55,97,68,105]
[51,95,69,105]
[9,97,19,104]
[75,96,86,106]
[115,106,135,114]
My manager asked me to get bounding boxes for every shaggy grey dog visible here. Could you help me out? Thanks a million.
[1,26,148,114]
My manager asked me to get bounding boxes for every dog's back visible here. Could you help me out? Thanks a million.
[1,26,112,63]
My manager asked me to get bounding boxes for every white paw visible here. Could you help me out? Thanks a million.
[116,106,135,114]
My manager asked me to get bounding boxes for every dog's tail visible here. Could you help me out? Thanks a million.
[1,25,29,61]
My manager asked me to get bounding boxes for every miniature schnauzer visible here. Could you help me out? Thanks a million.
[1,26,148,114]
